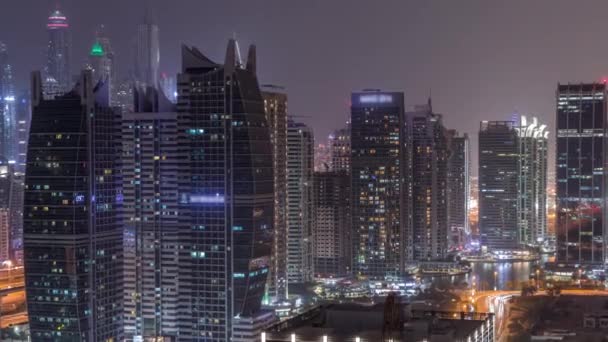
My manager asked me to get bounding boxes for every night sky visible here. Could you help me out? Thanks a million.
[4,0,608,173]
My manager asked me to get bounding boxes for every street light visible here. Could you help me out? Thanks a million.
[494,271,498,291]
[536,269,540,289]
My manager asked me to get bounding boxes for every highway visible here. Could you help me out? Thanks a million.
[0,267,27,329]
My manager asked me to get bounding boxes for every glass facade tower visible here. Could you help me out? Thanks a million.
[176,41,274,341]
[350,91,406,278]
[24,71,123,341]
[556,83,607,264]
[479,121,519,250]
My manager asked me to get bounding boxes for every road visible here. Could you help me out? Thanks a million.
[467,289,608,341]
[0,267,26,329]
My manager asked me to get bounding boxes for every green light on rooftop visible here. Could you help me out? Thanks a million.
[90,42,104,56]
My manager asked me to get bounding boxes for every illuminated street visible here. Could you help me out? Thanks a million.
[0,267,26,329]
[465,289,608,341]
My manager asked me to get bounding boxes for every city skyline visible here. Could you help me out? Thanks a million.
[6,1,608,173]
[2,2,608,341]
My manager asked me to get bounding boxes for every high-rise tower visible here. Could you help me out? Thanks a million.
[134,6,160,88]
[0,42,16,161]
[351,91,406,278]
[517,116,548,247]
[479,121,519,250]
[405,102,449,260]
[556,83,607,265]
[313,171,351,277]
[286,121,315,284]
[122,86,179,340]
[45,9,71,93]
[176,41,275,341]
[262,85,288,301]
[446,131,470,249]
[24,71,123,341]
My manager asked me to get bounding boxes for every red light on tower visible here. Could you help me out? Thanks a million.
[602,78,608,84]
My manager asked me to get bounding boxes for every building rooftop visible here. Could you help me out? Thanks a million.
[264,302,493,342]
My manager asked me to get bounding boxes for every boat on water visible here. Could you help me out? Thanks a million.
[416,261,471,276]
[461,250,540,263]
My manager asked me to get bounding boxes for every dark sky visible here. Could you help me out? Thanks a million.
[4,0,608,174]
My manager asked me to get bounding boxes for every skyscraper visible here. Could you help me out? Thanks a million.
[0,158,11,261]
[286,121,315,285]
[556,83,607,264]
[313,171,351,277]
[0,41,16,161]
[479,121,519,250]
[134,7,160,88]
[89,25,115,103]
[45,9,71,93]
[446,131,470,249]
[176,41,274,340]
[262,85,288,301]
[405,102,449,260]
[351,91,406,278]
[517,116,548,247]
[122,86,179,340]
[24,71,123,340]
[15,90,30,173]
[329,125,350,172]
[9,166,24,264]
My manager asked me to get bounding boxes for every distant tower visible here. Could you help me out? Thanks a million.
[329,125,351,172]
[45,8,71,93]
[0,158,12,262]
[134,4,160,88]
[89,25,115,103]
[0,42,16,160]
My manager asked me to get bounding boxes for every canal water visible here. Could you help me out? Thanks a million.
[426,255,554,291]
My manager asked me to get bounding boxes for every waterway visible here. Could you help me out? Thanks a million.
[427,255,555,291]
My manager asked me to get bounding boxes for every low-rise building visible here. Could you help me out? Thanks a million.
[262,302,494,342]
